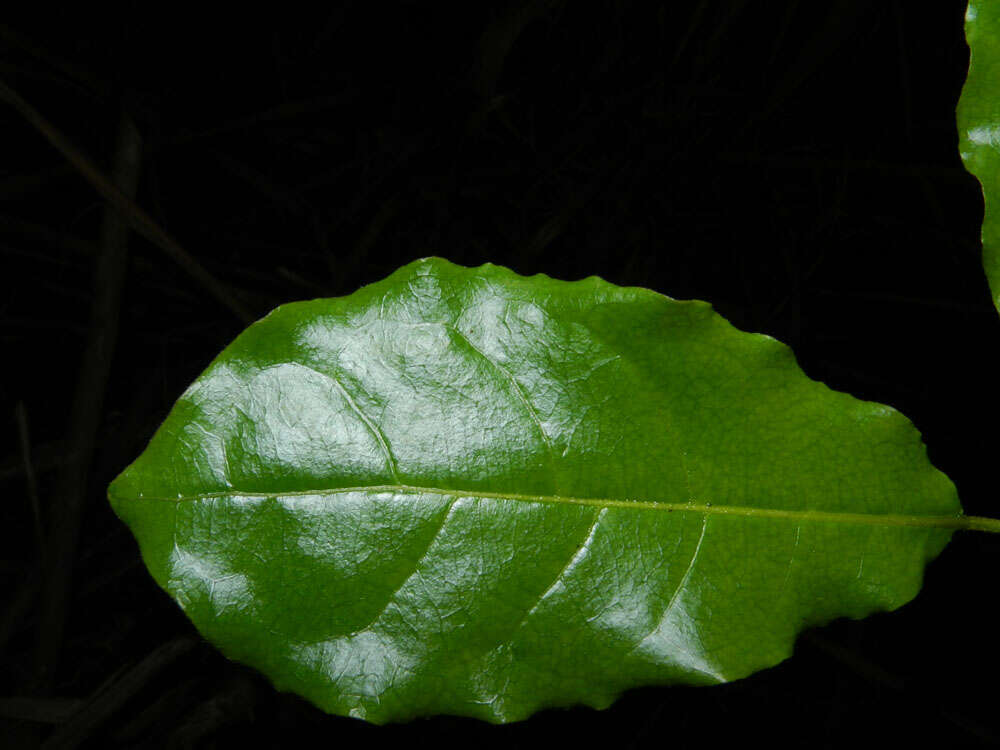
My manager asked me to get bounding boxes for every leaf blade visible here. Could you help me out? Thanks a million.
[110,257,962,723]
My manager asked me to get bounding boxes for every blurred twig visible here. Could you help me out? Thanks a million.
[31,110,142,693]
[0,697,84,725]
[162,674,255,750]
[470,0,564,102]
[110,676,206,744]
[0,569,39,662]
[804,632,998,744]
[0,214,98,257]
[0,77,255,323]
[0,25,111,99]
[14,402,44,554]
[750,0,874,128]
[40,638,197,750]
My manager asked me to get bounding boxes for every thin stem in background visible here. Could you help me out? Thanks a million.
[31,110,142,693]
[14,402,44,554]
[0,78,255,324]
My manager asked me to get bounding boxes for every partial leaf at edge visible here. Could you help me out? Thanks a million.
[959,0,1000,315]
[109,257,962,724]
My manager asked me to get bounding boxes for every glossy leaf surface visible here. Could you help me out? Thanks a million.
[960,0,1000,314]
[110,257,965,724]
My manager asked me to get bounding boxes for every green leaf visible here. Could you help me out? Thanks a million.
[110,257,991,725]
[959,1,1000,315]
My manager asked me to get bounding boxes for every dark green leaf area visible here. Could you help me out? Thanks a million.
[110,257,959,724]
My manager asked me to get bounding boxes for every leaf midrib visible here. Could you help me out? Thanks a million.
[112,482,995,531]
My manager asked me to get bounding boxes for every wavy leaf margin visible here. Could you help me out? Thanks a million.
[959,1,1000,314]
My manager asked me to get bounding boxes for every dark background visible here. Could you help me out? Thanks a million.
[2,1,998,747]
